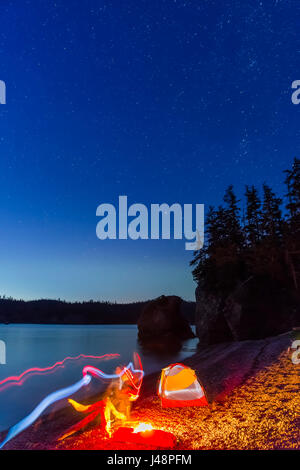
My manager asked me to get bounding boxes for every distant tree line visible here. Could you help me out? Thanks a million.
[191,158,300,297]
[0,298,195,325]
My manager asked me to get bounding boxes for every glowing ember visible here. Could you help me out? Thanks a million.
[133,423,153,433]
[112,425,177,449]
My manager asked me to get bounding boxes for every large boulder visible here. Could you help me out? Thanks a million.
[137,295,195,352]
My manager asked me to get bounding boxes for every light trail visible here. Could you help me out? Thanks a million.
[0,375,92,449]
[0,353,120,392]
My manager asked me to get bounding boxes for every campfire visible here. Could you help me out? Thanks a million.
[59,353,177,448]
[132,422,153,433]
[112,422,176,449]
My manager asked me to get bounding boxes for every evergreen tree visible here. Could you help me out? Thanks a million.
[245,184,284,282]
[191,206,217,287]
[223,185,244,249]
[191,160,299,298]
[261,184,283,242]
[284,157,300,290]
[245,185,261,246]
[284,157,300,224]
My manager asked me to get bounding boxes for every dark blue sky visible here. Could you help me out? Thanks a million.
[0,0,299,302]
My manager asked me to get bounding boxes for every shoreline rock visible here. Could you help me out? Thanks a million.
[137,295,195,354]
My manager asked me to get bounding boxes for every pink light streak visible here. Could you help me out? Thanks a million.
[0,353,120,392]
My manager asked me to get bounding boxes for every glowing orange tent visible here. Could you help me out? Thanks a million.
[158,363,208,407]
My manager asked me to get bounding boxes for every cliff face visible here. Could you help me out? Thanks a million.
[195,286,233,347]
[195,276,300,347]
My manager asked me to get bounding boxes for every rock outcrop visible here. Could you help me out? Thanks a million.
[195,276,300,347]
[195,285,233,347]
[137,295,195,353]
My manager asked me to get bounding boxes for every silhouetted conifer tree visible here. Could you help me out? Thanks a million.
[223,185,244,248]
[245,185,261,246]
[261,184,283,242]
[191,160,299,295]
[284,157,300,289]
[285,157,300,223]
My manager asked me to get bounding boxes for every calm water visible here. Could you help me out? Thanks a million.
[0,324,197,431]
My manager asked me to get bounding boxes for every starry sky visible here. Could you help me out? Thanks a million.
[0,0,299,302]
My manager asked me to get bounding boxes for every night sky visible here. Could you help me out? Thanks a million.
[0,0,299,302]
